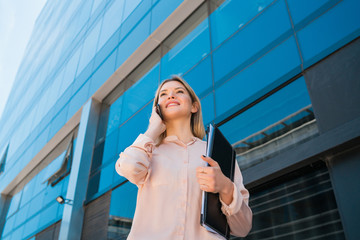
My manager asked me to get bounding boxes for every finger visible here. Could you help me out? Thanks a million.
[196,172,211,181]
[196,166,207,174]
[201,155,219,167]
[199,183,209,192]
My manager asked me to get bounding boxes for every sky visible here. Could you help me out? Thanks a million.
[0,0,47,120]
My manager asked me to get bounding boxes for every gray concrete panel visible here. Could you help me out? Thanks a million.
[58,98,101,240]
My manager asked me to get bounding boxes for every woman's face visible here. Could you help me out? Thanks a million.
[158,81,198,121]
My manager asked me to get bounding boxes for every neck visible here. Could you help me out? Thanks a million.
[165,117,194,143]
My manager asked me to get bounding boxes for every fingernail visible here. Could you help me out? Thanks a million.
[202,155,206,157]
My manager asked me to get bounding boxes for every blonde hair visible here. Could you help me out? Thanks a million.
[153,75,205,144]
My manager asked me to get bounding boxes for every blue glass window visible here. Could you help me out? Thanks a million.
[22,213,40,239]
[76,20,102,77]
[297,0,360,68]
[26,191,45,219]
[90,50,117,96]
[115,14,151,68]
[107,181,137,238]
[60,48,81,95]
[160,19,210,80]
[6,191,21,218]
[102,128,119,166]
[120,0,152,43]
[107,95,123,136]
[91,0,103,15]
[97,0,125,51]
[38,202,59,231]
[220,77,315,169]
[99,162,115,192]
[215,36,301,119]
[212,0,292,85]
[123,0,142,21]
[201,93,215,127]
[87,161,115,200]
[117,104,152,153]
[110,181,137,219]
[150,0,183,33]
[182,56,212,98]
[287,0,340,30]
[2,214,15,237]
[119,64,159,124]
[19,178,36,208]
[210,0,273,48]
[220,77,312,144]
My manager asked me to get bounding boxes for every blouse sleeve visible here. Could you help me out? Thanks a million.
[219,161,253,237]
[115,134,155,186]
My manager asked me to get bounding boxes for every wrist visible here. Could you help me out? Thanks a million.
[145,128,161,141]
[220,179,234,197]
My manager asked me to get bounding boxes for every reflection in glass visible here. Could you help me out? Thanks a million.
[232,162,345,240]
[108,181,138,239]
[220,77,318,170]
[233,105,317,170]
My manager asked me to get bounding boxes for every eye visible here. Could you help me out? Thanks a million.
[160,93,166,97]
[177,90,184,94]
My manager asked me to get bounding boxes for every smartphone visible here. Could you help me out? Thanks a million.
[156,104,163,120]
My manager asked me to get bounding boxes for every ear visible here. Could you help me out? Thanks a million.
[191,102,199,113]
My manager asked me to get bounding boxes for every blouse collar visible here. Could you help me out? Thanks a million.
[163,135,198,147]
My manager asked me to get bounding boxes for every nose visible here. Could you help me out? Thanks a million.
[167,91,176,99]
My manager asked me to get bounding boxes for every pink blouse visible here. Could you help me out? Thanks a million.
[115,134,252,240]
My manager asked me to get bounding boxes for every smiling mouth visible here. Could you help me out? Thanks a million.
[166,102,180,107]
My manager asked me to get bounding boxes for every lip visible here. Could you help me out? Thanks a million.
[166,100,180,108]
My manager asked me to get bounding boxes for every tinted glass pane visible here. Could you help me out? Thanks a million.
[99,162,115,192]
[2,214,15,236]
[297,0,360,68]
[242,162,345,240]
[102,128,119,165]
[220,77,316,169]
[115,14,151,68]
[61,48,81,95]
[107,95,123,135]
[183,56,212,98]
[215,36,301,118]
[6,191,22,218]
[120,0,151,40]
[117,104,152,153]
[120,64,159,124]
[77,20,102,77]
[150,0,183,33]
[97,0,124,51]
[160,19,210,79]
[87,162,114,199]
[22,213,40,239]
[201,93,215,126]
[212,0,292,85]
[27,191,45,219]
[210,0,273,48]
[123,0,142,21]
[108,181,138,239]
[38,202,59,231]
[287,0,340,30]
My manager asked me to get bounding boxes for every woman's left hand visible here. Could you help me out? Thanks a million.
[196,155,234,205]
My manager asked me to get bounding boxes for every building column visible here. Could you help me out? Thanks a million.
[0,194,10,238]
[58,98,101,240]
[327,145,360,240]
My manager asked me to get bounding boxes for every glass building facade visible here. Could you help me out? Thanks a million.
[0,0,360,239]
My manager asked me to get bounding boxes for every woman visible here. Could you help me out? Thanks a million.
[115,76,252,239]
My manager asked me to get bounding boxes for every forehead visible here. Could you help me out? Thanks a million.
[160,80,185,91]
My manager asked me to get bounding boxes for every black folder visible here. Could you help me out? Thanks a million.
[201,124,236,240]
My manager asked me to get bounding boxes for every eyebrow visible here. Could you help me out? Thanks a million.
[160,87,186,93]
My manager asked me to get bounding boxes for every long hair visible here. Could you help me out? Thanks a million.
[153,75,205,144]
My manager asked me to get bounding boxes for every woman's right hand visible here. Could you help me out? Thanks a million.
[144,106,166,141]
